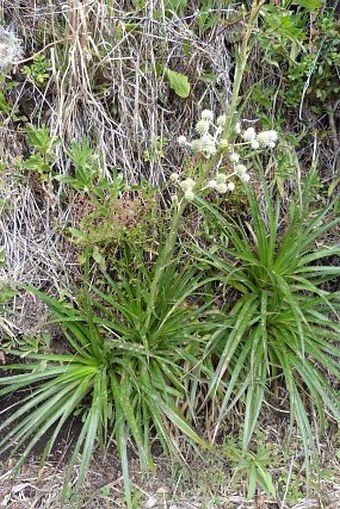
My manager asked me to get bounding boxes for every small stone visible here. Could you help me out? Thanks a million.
[144,496,159,508]
[156,486,169,494]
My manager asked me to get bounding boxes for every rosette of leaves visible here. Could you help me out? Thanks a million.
[194,174,340,467]
[0,252,209,506]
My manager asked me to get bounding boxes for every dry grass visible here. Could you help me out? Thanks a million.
[0,442,339,509]
[0,0,233,337]
[1,0,233,182]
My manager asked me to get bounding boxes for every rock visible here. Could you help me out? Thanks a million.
[144,495,159,508]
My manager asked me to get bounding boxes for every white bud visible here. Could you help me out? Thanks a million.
[240,172,250,182]
[227,182,235,191]
[256,130,278,148]
[219,139,229,148]
[177,135,187,146]
[251,140,260,149]
[179,178,195,191]
[208,179,217,189]
[215,183,228,194]
[243,127,256,142]
[200,133,216,157]
[170,172,180,182]
[216,114,226,127]
[184,189,195,201]
[190,139,202,153]
[195,119,210,136]
[234,122,241,134]
[216,173,227,184]
[201,109,214,122]
[229,152,240,163]
[236,164,247,175]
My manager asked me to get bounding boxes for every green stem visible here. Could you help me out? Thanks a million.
[223,0,265,139]
[145,199,187,328]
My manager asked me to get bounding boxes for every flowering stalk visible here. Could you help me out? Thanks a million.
[144,198,187,328]
[222,0,265,140]
[146,2,266,326]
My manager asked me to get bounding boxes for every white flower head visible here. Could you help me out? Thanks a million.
[179,178,195,191]
[243,127,256,142]
[201,109,214,122]
[235,163,247,175]
[227,182,235,192]
[200,133,216,158]
[251,140,260,150]
[256,130,278,149]
[216,114,226,127]
[177,135,187,146]
[219,138,229,149]
[208,179,217,189]
[170,172,180,182]
[0,27,23,68]
[229,152,240,163]
[216,173,227,184]
[215,183,228,194]
[234,122,241,135]
[190,139,202,153]
[240,172,250,182]
[184,189,195,201]
[195,119,210,136]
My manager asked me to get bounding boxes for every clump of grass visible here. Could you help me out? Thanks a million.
[0,244,211,507]
[194,174,340,468]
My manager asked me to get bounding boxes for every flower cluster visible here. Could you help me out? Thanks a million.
[208,173,235,194]
[177,109,227,159]
[178,110,278,160]
[174,110,279,200]
[0,27,22,69]
[170,174,196,201]
[170,170,236,202]
[242,127,278,149]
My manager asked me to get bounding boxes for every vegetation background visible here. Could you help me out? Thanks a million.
[0,0,339,508]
